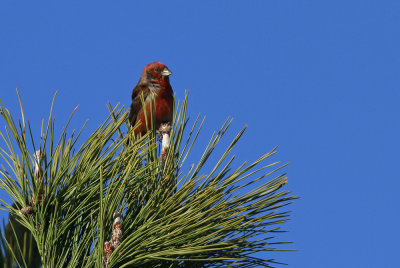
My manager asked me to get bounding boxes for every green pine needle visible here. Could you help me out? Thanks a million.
[0,90,296,267]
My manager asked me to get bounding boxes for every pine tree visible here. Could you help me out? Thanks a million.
[0,91,295,267]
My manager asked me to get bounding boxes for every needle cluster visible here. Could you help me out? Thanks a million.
[0,91,295,267]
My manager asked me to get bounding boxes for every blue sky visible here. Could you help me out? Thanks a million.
[1,1,399,267]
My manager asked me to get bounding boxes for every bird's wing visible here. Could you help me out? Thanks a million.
[128,83,151,127]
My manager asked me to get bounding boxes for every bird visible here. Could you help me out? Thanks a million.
[128,62,174,136]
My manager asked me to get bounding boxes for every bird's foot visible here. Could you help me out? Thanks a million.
[157,123,172,161]
[156,123,172,141]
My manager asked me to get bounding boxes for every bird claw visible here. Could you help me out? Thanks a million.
[157,123,172,141]
[156,123,172,161]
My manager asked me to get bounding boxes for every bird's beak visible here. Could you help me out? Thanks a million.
[161,68,172,77]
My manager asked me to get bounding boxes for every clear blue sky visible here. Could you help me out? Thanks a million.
[1,1,399,267]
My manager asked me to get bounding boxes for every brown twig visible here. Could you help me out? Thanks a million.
[103,242,113,268]
[103,211,123,267]
[20,206,33,215]
[112,211,123,249]
[33,150,44,205]
[20,150,44,215]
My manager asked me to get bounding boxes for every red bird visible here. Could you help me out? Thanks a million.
[128,62,174,136]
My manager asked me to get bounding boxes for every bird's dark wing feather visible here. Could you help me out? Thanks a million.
[128,83,151,127]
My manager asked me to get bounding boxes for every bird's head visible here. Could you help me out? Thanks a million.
[141,62,172,83]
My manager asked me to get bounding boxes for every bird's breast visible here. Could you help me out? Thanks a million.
[145,84,161,102]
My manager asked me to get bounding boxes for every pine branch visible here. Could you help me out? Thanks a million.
[0,90,296,267]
